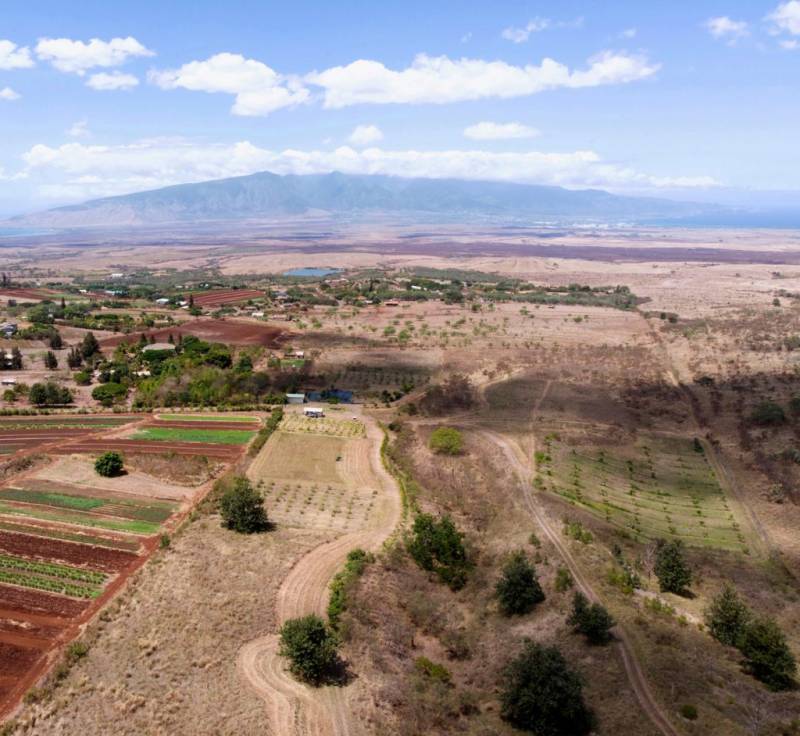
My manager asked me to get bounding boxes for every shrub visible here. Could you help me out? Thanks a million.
[705,585,751,647]
[278,614,339,685]
[555,566,574,592]
[738,616,797,691]
[495,551,545,616]
[219,476,269,533]
[567,591,615,645]
[80,332,101,360]
[73,370,91,386]
[428,426,464,455]
[43,351,58,370]
[29,382,73,407]
[414,656,452,684]
[406,513,470,590]
[680,704,698,720]
[91,382,127,407]
[501,641,593,736]
[563,519,592,544]
[749,401,786,427]
[95,451,124,477]
[654,538,692,594]
[328,548,373,630]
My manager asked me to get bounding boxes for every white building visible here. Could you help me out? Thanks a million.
[303,407,324,418]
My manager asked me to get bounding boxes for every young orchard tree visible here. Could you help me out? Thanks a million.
[43,351,58,370]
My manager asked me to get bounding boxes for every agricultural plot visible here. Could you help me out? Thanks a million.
[131,426,256,445]
[329,364,430,394]
[280,414,366,437]
[537,434,747,552]
[248,424,377,531]
[0,415,140,457]
[157,414,260,423]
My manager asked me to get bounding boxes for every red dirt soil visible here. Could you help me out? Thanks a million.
[188,289,265,307]
[0,531,138,574]
[0,585,90,620]
[0,288,56,301]
[55,439,242,459]
[98,318,286,348]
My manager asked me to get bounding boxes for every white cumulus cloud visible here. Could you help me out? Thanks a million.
[35,36,154,75]
[464,122,540,140]
[308,51,659,108]
[767,1,800,35]
[86,71,139,90]
[0,87,21,101]
[16,138,716,203]
[348,124,383,146]
[148,52,310,116]
[0,40,34,69]
[705,16,749,43]
[67,120,90,138]
[501,18,550,43]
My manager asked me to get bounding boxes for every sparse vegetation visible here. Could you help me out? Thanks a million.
[428,426,464,455]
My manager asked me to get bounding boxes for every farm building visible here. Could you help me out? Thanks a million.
[155,298,170,305]
[142,343,176,353]
[286,393,306,404]
[0,322,17,338]
[303,407,325,418]
[1,377,16,386]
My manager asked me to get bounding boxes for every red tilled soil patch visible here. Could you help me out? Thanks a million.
[188,288,265,307]
[98,318,286,348]
[0,288,55,301]
[0,415,139,425]
[0,641,45,678]
[0,584,90,619]
[0,530,139,574]
[55,439,241,459]
[0,617,64,643]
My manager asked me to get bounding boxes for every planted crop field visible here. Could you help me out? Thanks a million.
[0,553,106,598]
[538,434,747,551]
[132,426,255,445]
[0,501,161,535]
[0,485,176,523]
[188,288,265,307]
[0,521,140,552]
[157,413,260,424]
[55,438,241,459]
[281,415,366,437]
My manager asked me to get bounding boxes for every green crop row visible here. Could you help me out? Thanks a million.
[132,427,255,445]
[0,501,160,535]
[0,553,106,584]
[0,569,101,599]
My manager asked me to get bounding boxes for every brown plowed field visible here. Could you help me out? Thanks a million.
[0,288,56,301]
[0,584,90,619]
[188,289,265,307]
[0,531,138,574]
[0,618,64,643]
[98,318,285,348]
[56,439,241,459]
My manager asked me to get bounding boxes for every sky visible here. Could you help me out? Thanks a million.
[1,0,799,216]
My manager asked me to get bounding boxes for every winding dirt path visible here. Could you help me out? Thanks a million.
[237,416,403,736]
[482,425,681,736]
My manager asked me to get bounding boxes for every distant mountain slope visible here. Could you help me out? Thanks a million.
[11,171,722,227]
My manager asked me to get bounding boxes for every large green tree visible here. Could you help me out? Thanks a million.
[567,591,615,645]
[501,641,593,736]
[654,538,692,594]
[738,616,797,691]
[496,551,545,616]
[219,476,269,533]
[705,585,751,647]
[278,615,339,685]
[406,513,470,590]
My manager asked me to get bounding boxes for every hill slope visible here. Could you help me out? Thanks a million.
[11,171,721,227]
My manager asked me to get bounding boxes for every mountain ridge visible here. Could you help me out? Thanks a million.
[9,171,724,228]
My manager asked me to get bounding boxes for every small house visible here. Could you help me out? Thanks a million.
[142,343,176,353]
[1,377,16,386]
[251,311,265,318]
[303,407,324,418]
[0,322,17,338]
[286,393,305,404]
[155,298,170,305]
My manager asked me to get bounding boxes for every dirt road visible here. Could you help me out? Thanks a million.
[482,428,681,736]
[237,415,403,736]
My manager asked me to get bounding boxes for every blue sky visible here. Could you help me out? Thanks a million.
[1,0,798,215]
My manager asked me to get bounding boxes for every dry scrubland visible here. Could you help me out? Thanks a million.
[4,227,800,734]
